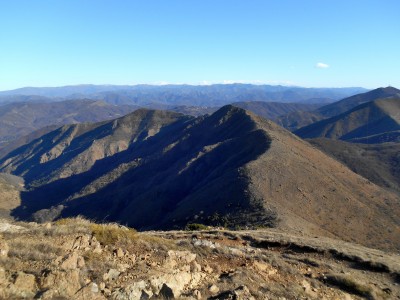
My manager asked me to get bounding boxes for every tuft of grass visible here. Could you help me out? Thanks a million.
[89,223,137,246]
[54,216,90,226]
[325,274,374,298]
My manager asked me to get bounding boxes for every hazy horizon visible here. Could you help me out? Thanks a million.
[0,82,375,93]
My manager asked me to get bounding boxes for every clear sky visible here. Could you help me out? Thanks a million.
[1,0,399,90]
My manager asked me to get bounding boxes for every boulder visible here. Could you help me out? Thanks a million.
[40,269,81,298]
[8,272,37,299]
[59,251,84,270]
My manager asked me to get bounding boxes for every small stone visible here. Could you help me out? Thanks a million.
[115,248,124,257]
[0,267,6,282]
[99,282,106,290]
[103,288,111,296]
[129,254,137,263]
[74,282,106,300]
[93,246,102,254]
[204,265,213,274]
[77,256,85,268]
[0,240,9,257]
[193,289,202,299]
[103,269,120,282]
[191,261,202,272]
[117,263,130,272]
[268,268,278,276]
[72,235,90,250]
[209,284,219,294]
[253,261,269,272]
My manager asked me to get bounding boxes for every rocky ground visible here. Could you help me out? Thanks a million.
[0,218,399,299]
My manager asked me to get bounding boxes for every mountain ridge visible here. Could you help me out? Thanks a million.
[1,106,399,251]
[0,99,138,148]
[276,87,400,131]
[295,97,400,143]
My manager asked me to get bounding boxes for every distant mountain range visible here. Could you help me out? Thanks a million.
[0,84,367,106]
[1,106,399,251]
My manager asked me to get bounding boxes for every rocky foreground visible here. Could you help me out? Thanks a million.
[0,218,399,300]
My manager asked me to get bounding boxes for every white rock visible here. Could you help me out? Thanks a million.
[209,284,219,294]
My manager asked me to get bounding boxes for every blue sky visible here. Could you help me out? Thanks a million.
[0,0,399,90]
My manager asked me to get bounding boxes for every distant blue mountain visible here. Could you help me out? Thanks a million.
[0,84,368,106]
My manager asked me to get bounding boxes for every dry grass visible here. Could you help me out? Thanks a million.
[138,233,180,251]
[8,240,63,261]
[89,223,137,246]
[324,274,374,298]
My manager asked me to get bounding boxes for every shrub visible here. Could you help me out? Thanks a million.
[185,223,209,231]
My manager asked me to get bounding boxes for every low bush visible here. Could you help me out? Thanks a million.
[185,223,209,231]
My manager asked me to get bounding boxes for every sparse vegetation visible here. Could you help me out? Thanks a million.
[324,274,374,298]
[8,240,63,261]
[185,223,209,231]
[89,223,137,246]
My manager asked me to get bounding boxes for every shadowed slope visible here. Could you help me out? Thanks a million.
[0,99,138,147]
[13,106,272,229]
[317,86,400,118]
[232,101,322,121]
[1,106,400,251]
[0,109,191,185]
[308,138,400,194]
[276,87,400,131]
[295,97,400,143]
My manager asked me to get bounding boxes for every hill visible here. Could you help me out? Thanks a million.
[295,97,400,143]
[1,106,399,252]
[309,138,400,194]
[316,86,400,118]
[1,218,399,299]
[0,99,138,147]
[276,87,400,131]
[275,110,325,131]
